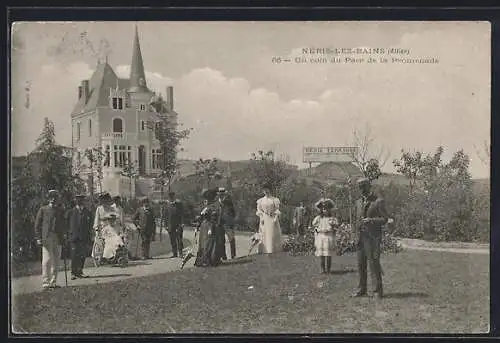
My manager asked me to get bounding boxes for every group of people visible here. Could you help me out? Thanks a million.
[32,189,190,289]
[290,177,389,299]
[32,176,388,298]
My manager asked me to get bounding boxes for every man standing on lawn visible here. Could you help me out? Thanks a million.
[217,188,237,260]
[133,197,156,260]
[66,194,92,280]
[34,189,66,289]
[163,192,184,258]
[351,178,389,299]
[292,201,308,236]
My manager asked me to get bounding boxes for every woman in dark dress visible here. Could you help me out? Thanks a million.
[194,188,225,267]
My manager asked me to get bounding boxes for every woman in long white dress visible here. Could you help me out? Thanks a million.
[92,192,121,263]
[256,184,282,254]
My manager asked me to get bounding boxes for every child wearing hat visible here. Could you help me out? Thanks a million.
[311,198,339,274]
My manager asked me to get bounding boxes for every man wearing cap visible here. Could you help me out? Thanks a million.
[34,190,66,289]
[217,187,237,260]
[133,197,157,259]
[351,177,389,299]
[163,192,184,258]
[65,194,92,279]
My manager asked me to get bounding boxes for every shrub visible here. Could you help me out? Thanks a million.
[281,224,403,256]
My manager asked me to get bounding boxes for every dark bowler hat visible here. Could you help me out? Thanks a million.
[113,195,121,202]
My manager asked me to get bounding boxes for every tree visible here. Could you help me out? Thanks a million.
[121,159,139,199]
[246,150,291,195]
[11,159,43,261]
[351,124,389,181]
[393,146,477,241]
[194,158,222,188]
[393,146,443,194]
[34,117,84,204]
[147,93,191,188]
[12,118,85,260]
[83,146,105,196]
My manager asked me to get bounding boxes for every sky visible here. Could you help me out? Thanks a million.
[11,21,491,178]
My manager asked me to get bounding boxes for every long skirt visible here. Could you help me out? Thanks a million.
[258,215,282,254]
[194,220,225,267]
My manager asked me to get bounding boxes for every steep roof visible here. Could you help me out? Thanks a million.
[128,25,149,93]
[71,62,121,116]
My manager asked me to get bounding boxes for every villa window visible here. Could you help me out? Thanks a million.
[114,145,131,168]
[140,104,146,111]
[141,120,145,131]
[151,149,162,170]
[88,119,92,137]
[112,97,124,110]
[114,145,127,168]
[112,118,123,133]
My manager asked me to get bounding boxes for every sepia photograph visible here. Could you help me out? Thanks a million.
[9,21,490,334]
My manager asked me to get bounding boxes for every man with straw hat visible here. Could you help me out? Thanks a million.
[34,189,66,289]
[351,177,389,299]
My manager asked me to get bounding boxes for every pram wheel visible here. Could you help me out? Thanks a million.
[116,256,128,267]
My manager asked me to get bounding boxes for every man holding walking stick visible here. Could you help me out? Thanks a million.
[66,194,93,280]
[34,190,66,289]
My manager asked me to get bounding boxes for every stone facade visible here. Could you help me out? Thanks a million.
[70,26,177,198]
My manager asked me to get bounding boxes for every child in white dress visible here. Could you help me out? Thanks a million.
[311,198,339,274]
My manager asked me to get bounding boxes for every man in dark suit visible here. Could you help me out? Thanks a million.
[351,178,389,299]
[217,188,237,260]
[34,190,66,289]
[66,194,92,279]
[292,202,308,236]
[133,197,157,260]
[163,192,184,258]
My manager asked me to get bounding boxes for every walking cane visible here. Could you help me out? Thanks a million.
[63,242,68,286]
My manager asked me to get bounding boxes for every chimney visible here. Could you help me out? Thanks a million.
[81,80,90,103]
[166,86,174,111]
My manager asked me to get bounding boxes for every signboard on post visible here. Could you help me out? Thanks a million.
[302,146,358,163]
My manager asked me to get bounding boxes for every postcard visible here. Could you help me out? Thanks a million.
[10,21,490,334]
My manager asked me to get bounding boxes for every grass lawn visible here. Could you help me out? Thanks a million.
[11,249,489,334]
[11,234,190,278]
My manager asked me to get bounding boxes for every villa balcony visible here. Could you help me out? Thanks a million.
[101,132,136,142]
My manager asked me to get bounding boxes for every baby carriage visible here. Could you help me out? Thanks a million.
[92,213,129,267]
